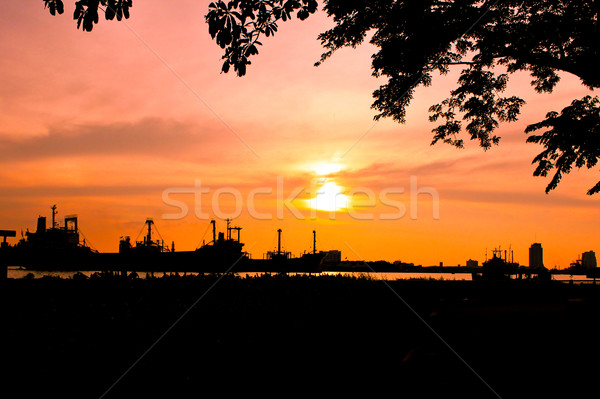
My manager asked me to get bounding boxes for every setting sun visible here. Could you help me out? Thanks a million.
[305,180,351,212]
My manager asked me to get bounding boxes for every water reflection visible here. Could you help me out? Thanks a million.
[7,267,598,283]
[7,267,470,281]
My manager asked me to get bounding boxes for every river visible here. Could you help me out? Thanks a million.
[6,266,598,283]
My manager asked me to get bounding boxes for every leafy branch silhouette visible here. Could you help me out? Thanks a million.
[44,0,600,195]
[43,0,132,32]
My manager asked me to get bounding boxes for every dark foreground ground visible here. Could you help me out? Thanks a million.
[3,274,599,398]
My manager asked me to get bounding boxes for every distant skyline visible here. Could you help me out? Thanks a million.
[0,1,598,268]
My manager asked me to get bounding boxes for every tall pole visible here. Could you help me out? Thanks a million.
[313,230,316,254]
[277,229,282,255]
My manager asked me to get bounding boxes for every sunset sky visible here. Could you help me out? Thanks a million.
[1,1,598,268]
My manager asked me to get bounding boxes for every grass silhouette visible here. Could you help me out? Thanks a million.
[3,274,599,398]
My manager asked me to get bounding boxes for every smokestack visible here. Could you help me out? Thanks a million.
[51,204,57,229]
[146,218,153,244]
[211,220,216,244]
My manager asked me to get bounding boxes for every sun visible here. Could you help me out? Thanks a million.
[301,161,352,212]
[306,180,351,212]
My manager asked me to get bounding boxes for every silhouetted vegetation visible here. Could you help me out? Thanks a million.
[526,95,600,194]
[44,1,600,194]
[4,274,600,397]
[43,1,132,32]
[204,0,600,194]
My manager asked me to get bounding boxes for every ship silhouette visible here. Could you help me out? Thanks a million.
[1,205,325,274]
[115,218,248,273]
[2,205,98,270]
[249,228,324,273]
[471,248,551,281]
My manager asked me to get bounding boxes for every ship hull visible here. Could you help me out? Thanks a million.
[246,253,325,274]
[3,248,325,274]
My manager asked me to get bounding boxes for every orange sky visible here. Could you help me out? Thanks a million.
[1,1,598,268]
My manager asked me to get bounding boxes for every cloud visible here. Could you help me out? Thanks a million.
[0,118,247,163]
[330,159,600,209]
[336,156,524,183]
[442,188,600,209]
[0,184,164,198]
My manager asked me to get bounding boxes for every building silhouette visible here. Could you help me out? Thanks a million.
[529,243,544,269]
[582,251,597,269]
[466,259,478,268]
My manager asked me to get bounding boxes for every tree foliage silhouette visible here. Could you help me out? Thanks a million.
[43,1,132,32]
[44,0,600,194]
[526,96,600,195]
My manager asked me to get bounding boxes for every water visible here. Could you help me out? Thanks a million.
[6,267,470,281]
[7,266,597,283]
[550,273,598,283]
[321,271,474,281]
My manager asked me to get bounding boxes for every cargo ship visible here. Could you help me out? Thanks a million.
[0,205,99,270]
[0,205,326,274]
[471,248,550,281]
[115,218,248,273]
[246,228,325,273]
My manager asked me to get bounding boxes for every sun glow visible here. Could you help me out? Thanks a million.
[306,180,351,212]
[302,161,352,212]
[309,162,344,176]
